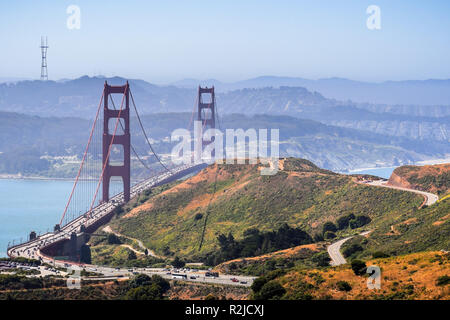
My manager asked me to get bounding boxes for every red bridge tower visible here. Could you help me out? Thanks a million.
[102,81,131,203]
[196,86,216,159]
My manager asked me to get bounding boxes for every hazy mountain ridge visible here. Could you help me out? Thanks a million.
[1,111,448,176]
[172,75,450,106]
[1,76,448,142]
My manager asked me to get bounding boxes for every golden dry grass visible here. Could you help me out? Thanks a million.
[281,251,450,300]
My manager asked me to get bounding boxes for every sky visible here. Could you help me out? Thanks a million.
[1,0,450,83]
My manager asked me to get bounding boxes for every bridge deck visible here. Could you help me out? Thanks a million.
[7,164,205,260]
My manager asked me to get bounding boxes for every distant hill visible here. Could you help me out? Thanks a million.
[1,76,448,143]
[172,75,450,106]
[388,163,450,196]
[0,76,195,118]
[1,111,449,177]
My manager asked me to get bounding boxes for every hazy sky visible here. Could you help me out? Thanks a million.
[1,0,450,83]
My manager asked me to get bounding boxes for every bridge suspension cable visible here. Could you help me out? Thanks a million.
[59,91,104,226]
[108,94,151,171]
[198,88,222,251]
[86,87,127,219]
[129,90,173,174]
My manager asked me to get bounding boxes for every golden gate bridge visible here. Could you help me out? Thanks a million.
[7,81,217,262]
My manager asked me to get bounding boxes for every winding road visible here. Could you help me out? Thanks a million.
[327,179,439,266]
[327,231,371,266]
[366,180,439,206]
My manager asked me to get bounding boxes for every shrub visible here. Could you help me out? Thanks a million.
[351,260,367,276]
[336,281,352,292]
[208,224,312,265]
[312,251,331,267]
[126,274,170,300]
[322,222,338,234]
[436,275,450,286]
[372,251,390,259]
[251,277,268,294]
[125,284,163,300]
[342,244,363,258]
[324,231,337,240]
[313,233,324,242]
[127,250,137,260]
[349,215,372,229]
[129,274,153,288]
[251,269,286,296]
[107,233,121,245]
[254,280,286,300]
[172,256,185,268]
[336,214,355,230]
[113,206,124,215]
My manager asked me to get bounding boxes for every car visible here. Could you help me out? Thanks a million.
[231,278,239,282]
[240,281,247,284]
[205,271,219,278]
[190,276,197,280]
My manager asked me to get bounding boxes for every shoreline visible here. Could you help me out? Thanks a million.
[347,157,450,174]
[347,166,396,173]
[0,175,76,181]
[1,157,449,181]
[0,175,141,183]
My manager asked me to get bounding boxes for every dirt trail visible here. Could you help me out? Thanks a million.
[102,226,163,259]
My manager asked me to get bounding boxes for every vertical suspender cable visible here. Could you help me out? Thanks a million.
[59,92,104,226]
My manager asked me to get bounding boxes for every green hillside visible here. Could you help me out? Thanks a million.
[341,199,449,260]
[105,158,424,261]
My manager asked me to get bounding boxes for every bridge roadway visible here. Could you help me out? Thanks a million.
[6,164,255,287]
[7,163,200,259]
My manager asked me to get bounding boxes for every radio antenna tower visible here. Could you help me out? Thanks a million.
[40,36,48,81]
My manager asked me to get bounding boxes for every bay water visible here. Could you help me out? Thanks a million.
[0,179,121,257]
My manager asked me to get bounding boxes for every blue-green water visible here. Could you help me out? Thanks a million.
[0,179,122,257]
[349,167,396,179]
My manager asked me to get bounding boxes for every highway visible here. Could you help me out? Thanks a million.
[80,266,254,287]
[327,179,439,266]
[7,163,199,260]
[0,262,254,287]
[327,236,353,266]
[365,180,439,206]
[327,231,371,266]
[5,163,254,287]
